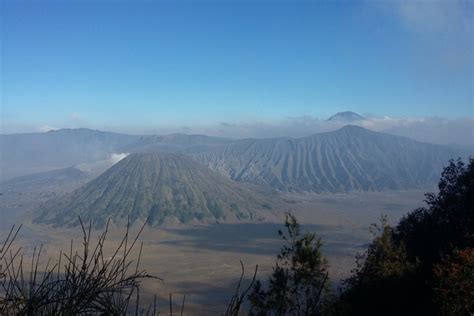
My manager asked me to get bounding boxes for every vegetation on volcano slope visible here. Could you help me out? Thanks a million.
[5,157,472,315]
[35,153,274,227]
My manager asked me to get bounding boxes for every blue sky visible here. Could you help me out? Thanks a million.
[1,0,473,133]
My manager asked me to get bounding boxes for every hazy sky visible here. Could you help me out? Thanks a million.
[1,0,473,133]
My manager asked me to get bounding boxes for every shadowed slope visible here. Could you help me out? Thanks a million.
[1,167,89,193]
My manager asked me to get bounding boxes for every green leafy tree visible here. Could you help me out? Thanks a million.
[433,248,474,316]
[396,158,474,269]
[334,158,474,315]
[334,216,419,315]
[394,158,474,312]
[346,216,418,286]
[248,213,329,316]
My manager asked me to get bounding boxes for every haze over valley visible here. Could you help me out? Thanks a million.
[1,115,470,236]
[1,115,471,311]
[2,1,473,313]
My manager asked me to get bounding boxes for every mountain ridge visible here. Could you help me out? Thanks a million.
[2,125,470,193]
[192,125,467,192]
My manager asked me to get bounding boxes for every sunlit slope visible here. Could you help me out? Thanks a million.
[35,153,274,227]
[193,125,466,192]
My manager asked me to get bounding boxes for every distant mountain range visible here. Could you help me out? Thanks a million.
[122,134,232,154]
[193,125,466,192]
[1,120,471,196]
[2,119,470,227]
[1,167,89,194]
[35,153,274,227]
[0,128,140,180]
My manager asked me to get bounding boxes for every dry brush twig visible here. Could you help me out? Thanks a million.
[0,217,161,315]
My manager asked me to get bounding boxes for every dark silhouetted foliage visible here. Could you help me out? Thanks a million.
[332,217,419,315]
[396,158,474,269]
[248,212,329,316]
[433,248,474,316]
[333,158,474,315]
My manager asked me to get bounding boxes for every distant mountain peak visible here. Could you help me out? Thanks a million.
[327,111,366,122]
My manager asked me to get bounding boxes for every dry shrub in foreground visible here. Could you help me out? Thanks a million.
[0,218,160,315]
